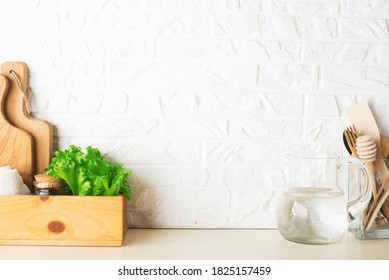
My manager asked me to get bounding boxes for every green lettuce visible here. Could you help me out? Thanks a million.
[45,145,132,199]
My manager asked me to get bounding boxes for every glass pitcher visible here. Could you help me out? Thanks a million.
[276,154,371,245]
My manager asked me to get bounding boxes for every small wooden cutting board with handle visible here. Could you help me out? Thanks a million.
[0,75,34,190]
[1,62,53,176]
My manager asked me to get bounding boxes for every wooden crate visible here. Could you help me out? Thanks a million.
[0,195,127,246]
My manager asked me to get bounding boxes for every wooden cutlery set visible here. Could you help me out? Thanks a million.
[345,101,389,232]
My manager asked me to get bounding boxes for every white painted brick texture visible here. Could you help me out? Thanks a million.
[0,0,388,228]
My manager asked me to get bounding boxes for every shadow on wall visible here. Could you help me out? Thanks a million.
[126,175,160,229]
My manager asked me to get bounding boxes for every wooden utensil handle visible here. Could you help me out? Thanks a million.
[365,182,389,230]
[366,162,377,198]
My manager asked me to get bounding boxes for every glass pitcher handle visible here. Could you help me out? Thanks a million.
[339,156,372,221]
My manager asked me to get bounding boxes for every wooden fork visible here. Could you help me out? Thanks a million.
[344,125,358,157]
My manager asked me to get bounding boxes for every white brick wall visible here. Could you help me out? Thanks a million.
[0,0,388,228]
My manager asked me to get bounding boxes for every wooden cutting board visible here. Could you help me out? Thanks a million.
[0,75,34,190]
[1,62,53,176]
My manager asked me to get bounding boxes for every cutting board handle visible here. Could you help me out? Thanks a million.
[8,69,32,114]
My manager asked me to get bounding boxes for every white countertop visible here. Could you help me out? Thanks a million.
[1,229,389,260]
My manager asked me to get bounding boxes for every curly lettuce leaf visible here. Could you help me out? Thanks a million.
[45,145,132,199]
